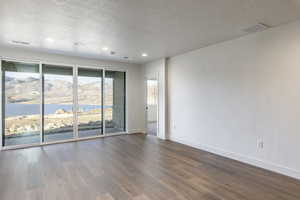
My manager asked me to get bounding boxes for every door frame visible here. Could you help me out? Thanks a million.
[145,73,159,137]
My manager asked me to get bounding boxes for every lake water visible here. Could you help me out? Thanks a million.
[5,104,112,117]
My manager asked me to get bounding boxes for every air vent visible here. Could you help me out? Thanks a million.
[74,42,84,46]
[11,40,30,45]
[243,23,270,33]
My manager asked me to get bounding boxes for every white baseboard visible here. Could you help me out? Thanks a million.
[169,135,300,180]
[127,129,146,134]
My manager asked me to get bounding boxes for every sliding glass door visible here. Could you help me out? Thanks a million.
[1,60,126,148]
[105,71,126,133]
[2,61,41,146]
[42,64,74,142]
[77,68,103,137]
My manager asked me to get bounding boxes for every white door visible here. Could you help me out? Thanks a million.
[146,79,158,136]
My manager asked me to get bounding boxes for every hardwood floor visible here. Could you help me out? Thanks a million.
[0,133,300,200]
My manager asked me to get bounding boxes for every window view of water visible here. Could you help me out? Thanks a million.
[5,104,112,117]
[4,67,41,146]
[2,60,125,147]
[78,68,103,137]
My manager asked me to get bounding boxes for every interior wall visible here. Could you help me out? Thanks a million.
[0,45,145,135]
[142,59,167,139]
[167,20,300,179]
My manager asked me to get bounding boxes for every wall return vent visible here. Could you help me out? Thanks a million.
[243,23,270,33]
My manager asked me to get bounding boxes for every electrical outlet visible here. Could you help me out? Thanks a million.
[257,140,264,149]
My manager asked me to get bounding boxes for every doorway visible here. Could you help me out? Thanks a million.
[146,79,158,136]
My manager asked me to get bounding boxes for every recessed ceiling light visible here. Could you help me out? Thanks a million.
[46,38,54,43]
[142,53,148,57]
[102,47,109,51]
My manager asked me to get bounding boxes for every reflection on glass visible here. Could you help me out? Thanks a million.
[105,71,126,133]
[2,61,40,146]
[43,65,74,142]
[78,68,103,137]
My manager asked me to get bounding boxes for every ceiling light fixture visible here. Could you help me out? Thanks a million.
[142,53,148,57]
[102,47,109,51]
[46,37,54,43]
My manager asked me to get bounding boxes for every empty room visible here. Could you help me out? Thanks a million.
[1,0,300,199]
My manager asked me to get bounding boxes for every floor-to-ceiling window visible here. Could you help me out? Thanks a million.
[77,67,103,137]
[2,60,41,146]
[42,64,74,142]
[1,60,126,148]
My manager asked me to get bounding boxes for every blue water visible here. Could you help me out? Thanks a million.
[5,104,111,117]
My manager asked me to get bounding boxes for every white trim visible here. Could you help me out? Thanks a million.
[127,129,146,134]
[169,135,300,180]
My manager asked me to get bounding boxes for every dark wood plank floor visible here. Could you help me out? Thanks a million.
[0,134,300,200]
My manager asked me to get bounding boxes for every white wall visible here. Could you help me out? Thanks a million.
[142,59,167,139]
[0,45,145,134]
[167,20,300,180]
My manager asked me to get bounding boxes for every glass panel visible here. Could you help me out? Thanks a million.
[2,61,40,146]
[105,71,126,133]
[78,68,103,137]
[43,64,74,142]
[146,79,158,136]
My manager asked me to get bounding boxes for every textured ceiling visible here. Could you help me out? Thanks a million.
[1,0,300,64]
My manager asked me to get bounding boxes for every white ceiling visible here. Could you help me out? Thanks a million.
[1,0,300,64]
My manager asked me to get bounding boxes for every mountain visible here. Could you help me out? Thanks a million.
[5,76,113,105]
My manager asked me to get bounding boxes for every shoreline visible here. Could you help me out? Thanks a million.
[5,108,113,136]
